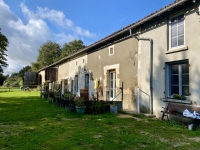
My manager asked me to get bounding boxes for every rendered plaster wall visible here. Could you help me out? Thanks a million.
[58,54,91,96]
[87,38,138,110]
[38,70,45,84]
[58,61,70,81]
[138,2,200,117]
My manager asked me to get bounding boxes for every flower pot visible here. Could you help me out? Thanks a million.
[75,106,86,114]
[110,105,117,114]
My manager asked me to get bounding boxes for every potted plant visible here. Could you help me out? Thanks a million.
[110,101,117,114]
[173,94,186,100]
[74,96,86,114]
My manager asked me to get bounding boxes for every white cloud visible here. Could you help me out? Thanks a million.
[0,0,95,75]
[19,3,95,37]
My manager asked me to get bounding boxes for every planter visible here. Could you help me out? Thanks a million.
[110,105,117,114]
[75,106,86,114]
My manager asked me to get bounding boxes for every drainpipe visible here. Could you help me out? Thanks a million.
[130,29,153,114]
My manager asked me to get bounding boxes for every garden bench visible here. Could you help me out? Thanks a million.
[161,102,200,129]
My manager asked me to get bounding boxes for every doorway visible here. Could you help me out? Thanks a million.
[109,71,116,101]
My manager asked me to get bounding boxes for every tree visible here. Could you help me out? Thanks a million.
[0,74,8,85]
[32,41,61,70]
[31,62,41,72]
[60,40,85,58]
[0,29,9,74]
[18,66,31,77]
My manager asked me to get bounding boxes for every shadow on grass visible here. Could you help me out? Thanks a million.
[0,95,81,123]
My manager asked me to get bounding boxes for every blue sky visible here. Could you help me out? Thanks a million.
[0,0,174,75]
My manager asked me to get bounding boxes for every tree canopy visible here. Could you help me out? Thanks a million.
[18,66,31,77]
[32,40,86,71]
[0,30,9,74]
[60,40,85,58]
[31,41,61,71]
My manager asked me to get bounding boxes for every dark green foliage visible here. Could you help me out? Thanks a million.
[0,30,9,74]
[18,66,31,77]
[0,74,7,85]
[31,40,85,71]
[60,40,85,58]
[173,93,186,100]
[31,41,61,71]
[85,100,110,114]
[3,75,22,87]
[74,97,85,106]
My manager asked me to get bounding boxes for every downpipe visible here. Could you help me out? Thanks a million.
[132,33,153,114]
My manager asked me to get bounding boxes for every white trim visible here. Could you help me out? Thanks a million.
[109,45,114,56]
[166,46,188,54]
[109,71,116,101]
[60,77,69,80]
[168,12,186,50]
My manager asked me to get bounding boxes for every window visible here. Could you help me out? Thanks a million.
[75,75,78,92]
[85,74,89,89]
[109,45,114,56]
[71,80,74,93]
[166,61,189,97]
[169,14,184,49]
[109,71,116,100]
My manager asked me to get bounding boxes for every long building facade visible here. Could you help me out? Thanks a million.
[38,0,200,118]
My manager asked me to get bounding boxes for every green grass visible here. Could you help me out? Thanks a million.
[1,89,200,150]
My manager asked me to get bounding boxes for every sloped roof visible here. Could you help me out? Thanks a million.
[38,0,191,72]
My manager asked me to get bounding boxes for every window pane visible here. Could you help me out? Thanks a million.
[182,75,189,85]
[111,81,113,88]
[171,86,179,95]
[178,14,184,25]
[171,38,177,47]
[178,24,184,35]
[110,89,113,97]
[171,75,179,84]
[111,73,113,79]
[171,27,177,37]
[85,74,89,89]
[181,63,189,74]
[171,17,177,27]
[178,35,184,46]
[171,64,179,74]
[182,86,189,96]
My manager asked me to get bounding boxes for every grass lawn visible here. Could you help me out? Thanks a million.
[1,89,200,150]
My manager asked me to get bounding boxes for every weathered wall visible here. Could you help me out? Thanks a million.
[38,70,45,84]
[139,2,200,117]
[87,37,138,110]
[58,53,92,96]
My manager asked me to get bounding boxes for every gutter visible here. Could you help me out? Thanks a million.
[130,29,153,114]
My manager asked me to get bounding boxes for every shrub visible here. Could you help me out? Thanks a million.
[74,97,85,107]
[85,100,110,114]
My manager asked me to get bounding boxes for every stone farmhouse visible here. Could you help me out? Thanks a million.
[38,0,200,118]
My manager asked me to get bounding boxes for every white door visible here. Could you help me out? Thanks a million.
[109,72,116,101]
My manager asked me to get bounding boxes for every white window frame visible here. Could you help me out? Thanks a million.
[109,45,114,56]
[165,60,189,97]
[109,70,116,101]
[169,12,185,50]
[85,74,89,89]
